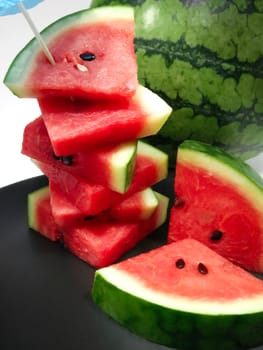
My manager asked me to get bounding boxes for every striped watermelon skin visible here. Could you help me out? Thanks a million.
[91,0,263,164]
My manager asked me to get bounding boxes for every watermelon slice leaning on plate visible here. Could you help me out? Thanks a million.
[92,238,263,349]
[168,140,263,273]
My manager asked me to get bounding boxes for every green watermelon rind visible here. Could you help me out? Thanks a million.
[4,5,134,97]
[92,269,263,350]
[27,185,49,231]
[137,140,168,182]
[107,141,137,193]
[178,140,263,214]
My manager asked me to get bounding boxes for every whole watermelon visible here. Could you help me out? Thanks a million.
[91,0,263,164]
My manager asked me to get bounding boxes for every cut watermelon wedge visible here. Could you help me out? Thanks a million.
[33,141,168,215]
[49,184,159,227]
[109,188,158,221]
[27,186,61,242]
[27,185,169,267]
[168,140,263,273]
[4,6,138,100]
[92,238,263,349]
[22,117,137,193]
[63,192,168,267]
[37,85,172,155]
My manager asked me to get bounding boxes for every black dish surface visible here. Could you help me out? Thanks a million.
[0,174,262,350]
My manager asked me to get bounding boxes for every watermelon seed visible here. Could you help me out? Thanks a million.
[76,63,88,72]
[80,52,96,61]
[52,153,73,166]
[198,263,208,275]
[175,258,185,269]
[61,156,73,166]
[84,215,97,221]
[210,230,223,241]
[174,194,185,208]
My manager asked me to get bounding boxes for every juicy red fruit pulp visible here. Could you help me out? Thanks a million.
[28,19,137,100]
[168,163,262,272]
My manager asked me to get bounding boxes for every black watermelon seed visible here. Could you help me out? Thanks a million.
[62,155,73,166]
[210,230,223,241]
[84,215,97,221]
[79,52,96,61]
[175,258,185,269]
[174,195,185,208]
[198,262,208,275]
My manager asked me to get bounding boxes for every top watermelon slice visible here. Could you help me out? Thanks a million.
[168,140,263,273]
[4,6,138,100]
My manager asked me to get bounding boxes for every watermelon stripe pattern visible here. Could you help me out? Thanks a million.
[17,6,172,268]
[91,0,263,163]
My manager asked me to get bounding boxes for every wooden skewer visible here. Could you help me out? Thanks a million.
[17,1,55,65]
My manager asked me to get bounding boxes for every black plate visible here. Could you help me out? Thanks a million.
[0,175,262,350]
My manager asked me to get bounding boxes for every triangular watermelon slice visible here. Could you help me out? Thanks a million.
[22,116,137,193]
[92,238,263,349]
[27,185,169,267]
[4,6,138,100]
[168,140,263,273]
[33,141,168,215]
[37,85,172,155]
[62,192,168,267]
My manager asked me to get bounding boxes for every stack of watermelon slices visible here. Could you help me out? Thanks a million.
[18,6,172,268]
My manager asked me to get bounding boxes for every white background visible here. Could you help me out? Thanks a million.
[0,0,263,188]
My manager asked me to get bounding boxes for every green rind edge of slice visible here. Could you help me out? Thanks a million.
[92,272,263,350]
[178,140,263,194]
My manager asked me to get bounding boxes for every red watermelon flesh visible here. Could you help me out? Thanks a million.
[168,161,263,273]
[62,192,168,267]
[5,7,138,100]
[22,116,136,192]
[37,85,171,156]
[110,238,263,300]
[28,186,169,268]
[35,145,167,215]
[49,183,158,228]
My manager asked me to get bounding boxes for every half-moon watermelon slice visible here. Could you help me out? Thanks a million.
[92,238,263,349]
[37,85,172,156]
[168,140,263,273]
[4,6,138,100]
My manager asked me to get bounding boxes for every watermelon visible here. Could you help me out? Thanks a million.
[22,117,137,193]
[109,187,158,221]
[27,186,61,242]
[50,183,159,227]
[92,238,263,349]
[27,185,169,267]
[91,0,263,162]
[168,140,263,273]
[33,140,168,215]
[37,84,172,156]
[4,6,138,100]
[62,191,168,267]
